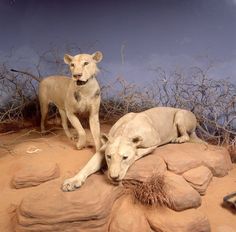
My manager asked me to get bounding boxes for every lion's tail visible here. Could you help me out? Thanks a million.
[11,69,41,82]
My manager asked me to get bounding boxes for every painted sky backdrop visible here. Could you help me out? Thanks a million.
[0,0,235,83]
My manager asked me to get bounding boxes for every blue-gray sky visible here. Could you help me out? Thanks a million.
[0,0,235,83]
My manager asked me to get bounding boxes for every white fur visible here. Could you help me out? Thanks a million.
[39,52,103,151]
[62,107,205,191]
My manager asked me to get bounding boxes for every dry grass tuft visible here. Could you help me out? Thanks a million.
[123,174,173,207]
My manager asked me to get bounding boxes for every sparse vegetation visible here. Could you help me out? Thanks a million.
[100,67,236,151]
[0,48,235,155]
[123,174,173,207]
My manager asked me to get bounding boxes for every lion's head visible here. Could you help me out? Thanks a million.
[64,51,103,84]
[101,134,143,182]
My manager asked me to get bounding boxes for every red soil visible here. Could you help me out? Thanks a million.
[0,125,235,232]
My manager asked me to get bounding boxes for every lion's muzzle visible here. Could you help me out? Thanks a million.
[72,73,82,80]
[108,164,122,182]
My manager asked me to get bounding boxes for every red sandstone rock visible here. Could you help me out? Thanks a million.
[157,143,232,176]
[146,206,211,232]
[164,171,202,211]
[14,174,124,232]
[183,166,213,195]
[108,196,210,232]
[109,196,151,232]
[158,143,203,174]
[12,162,60,188]
[125,154,166,181]
[198,146,232,177]
[13,143,232,231]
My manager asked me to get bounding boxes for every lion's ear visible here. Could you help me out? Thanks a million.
[92,51,103,63]
[101,133,109,145]
[64,54,73,64]
[132,136,143,147]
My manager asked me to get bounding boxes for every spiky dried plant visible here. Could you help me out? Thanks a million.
[123,174,173,207]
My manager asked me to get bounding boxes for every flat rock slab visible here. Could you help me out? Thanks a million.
[125,154,167,181]
[146,205,211,232]
[158,144,202,174]
[183,166,213,195]
[14,174,124,232]
[12,162,60,188]
[199,146,232,177]
[157,143,232,176]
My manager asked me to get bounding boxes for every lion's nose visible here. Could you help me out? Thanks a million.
[110,174,120,181]
[73,73,82,79]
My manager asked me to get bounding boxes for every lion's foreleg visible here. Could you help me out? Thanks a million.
[135,145,158,161]
[62,151,104,191]
[89,113,101,152]
[78,151,104,180]
[66,112,86,149]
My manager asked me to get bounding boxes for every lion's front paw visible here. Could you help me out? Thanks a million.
[76,141,86,150]
[62,177,84,192]
[69,135,78,142]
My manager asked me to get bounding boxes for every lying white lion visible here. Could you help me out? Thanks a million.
[62,107,205,191]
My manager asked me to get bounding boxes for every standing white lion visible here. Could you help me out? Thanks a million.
[38,51,103,151]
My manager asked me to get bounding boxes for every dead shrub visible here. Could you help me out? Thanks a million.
[123,174,173,208]
[0,48,235,155]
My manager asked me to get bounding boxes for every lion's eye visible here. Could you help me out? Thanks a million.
[84,62,89,66]
[123,156,128,160]
[107,155,111,159]
[70,63,75,67]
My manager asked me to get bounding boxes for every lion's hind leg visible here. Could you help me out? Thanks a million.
[39,96,49,134]
[173,124,190,143]
[172,110,195,144]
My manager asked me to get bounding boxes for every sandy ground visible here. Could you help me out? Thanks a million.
[0,125,235,232]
